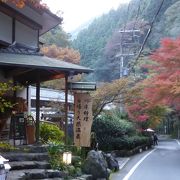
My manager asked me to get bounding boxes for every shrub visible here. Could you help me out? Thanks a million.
[47,141,83,178]
[47,141,65,155]
[92,112,135,150]
[40,123,64,143]
[0,81,21,114]
[92,113,135,138]
[92,111,151,151]
[46,141,66,170]
[0,142,17,152]
[123,136,152,150]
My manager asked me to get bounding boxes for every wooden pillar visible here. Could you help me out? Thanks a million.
[64,74,68,144]
[35,79,40,143]
[13,79,17,146]
[13,79,17,103]
[26,85,29,112]
[27,85,31,115]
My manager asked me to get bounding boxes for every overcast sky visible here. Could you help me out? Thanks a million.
[43,0,130,32]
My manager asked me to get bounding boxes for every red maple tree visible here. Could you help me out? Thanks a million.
[126,37,180,128]
[144,38,180,110]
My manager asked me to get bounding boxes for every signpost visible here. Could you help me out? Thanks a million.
[74,93,93,147]
[67,82,96,91]
[67,82,96,147]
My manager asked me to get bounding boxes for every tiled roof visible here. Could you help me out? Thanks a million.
[0,46,41,56]
[0,50,93,74]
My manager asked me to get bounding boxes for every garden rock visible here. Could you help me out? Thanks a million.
[82,150,110,180]
[103,153,119,171]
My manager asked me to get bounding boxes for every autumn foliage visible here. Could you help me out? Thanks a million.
[41,45,81,65]
[91,78,130,119]
[126,83,169,129]
[126,38,180,128]
[41,45,81,89]
[145,38,180,110]
[0,0,47,8]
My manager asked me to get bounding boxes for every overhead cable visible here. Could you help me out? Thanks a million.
[129,0,165,74]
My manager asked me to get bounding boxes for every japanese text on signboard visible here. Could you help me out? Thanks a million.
[74,93,93,147]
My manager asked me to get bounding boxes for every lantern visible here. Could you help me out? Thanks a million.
[63,152,72,165]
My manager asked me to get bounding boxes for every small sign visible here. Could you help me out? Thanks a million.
[68,82,96,91]
[74,93,93,147]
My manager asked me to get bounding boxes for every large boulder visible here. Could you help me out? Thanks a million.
[103,153,119,171]
[82,150,110,180]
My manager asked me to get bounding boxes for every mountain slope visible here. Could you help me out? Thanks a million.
[72,0,180,81]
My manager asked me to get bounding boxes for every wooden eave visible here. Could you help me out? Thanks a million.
[2,66,65,85]
[0,52,93,85]
[1,2,63,35]
[0,2,42,30]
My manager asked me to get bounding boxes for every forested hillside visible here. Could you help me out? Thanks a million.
[72,0,180,82]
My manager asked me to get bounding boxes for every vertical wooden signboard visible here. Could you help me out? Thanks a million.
[74,93,93,147]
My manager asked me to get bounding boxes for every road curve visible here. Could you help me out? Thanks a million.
[126,139,180,180]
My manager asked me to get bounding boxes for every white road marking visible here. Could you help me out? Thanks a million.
[122,149,156,180]
[175,139,180,146]
[119,158,130,170]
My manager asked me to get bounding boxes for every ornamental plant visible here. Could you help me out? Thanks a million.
[0,81,21,116]
[40,123,64,143]
[92,111,137,151]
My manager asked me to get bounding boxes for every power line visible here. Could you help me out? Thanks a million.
[129,0,165,74]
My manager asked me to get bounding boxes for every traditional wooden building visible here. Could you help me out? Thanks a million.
[0,1,92,144]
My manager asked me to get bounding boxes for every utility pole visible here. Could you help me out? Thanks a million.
[116,29,141,78]
[116,29,141,112]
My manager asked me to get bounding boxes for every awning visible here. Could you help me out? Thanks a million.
[0,51,93,84]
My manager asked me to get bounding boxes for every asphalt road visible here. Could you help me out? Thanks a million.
[111,137,180,180]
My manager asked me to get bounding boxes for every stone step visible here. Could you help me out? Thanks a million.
[1,129,9,134]
[0,129,9,140]
[34,179,63,180]
[2,152,49,161]
[34,174,93,180]
[18,144,49,153]
[10,161,51,170]
[0,137,9,141]
[7,169,65,179]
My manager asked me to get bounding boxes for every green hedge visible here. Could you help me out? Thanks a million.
[95,135,151,151]
[92,112,152,151]
[92,113,135,137]
[123,136,152,150]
